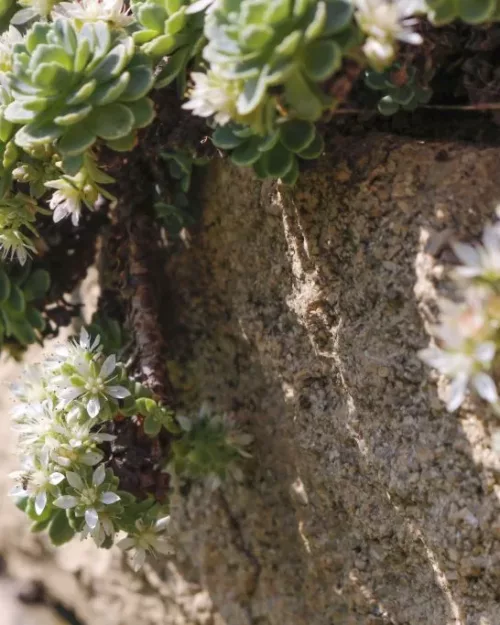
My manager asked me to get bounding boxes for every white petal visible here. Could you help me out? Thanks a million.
[10,7,36,23]
[66,471,84,490]
[452,242,481,268]
[54,495,78,509]
[132,548,146,571]
[106,385,130,399]
[117,536,136,551]
[87,396,100,418]
[475,342,496,364]
[100,354,116,379]
[9,485,28,498]
[152,538,174,555]
[49,472,65,485]
[446,373,468,412]
[176,415,192,432]
[80,327,90,348]
[473,373,498,404]
[93,463,106,486]
[35,490,47,516]
[85,507,99,529]
[59,387,83,403]
[100,491,120,505]
[154,516,170,531]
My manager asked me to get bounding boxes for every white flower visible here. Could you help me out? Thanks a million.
[453,223,500,281]
[0,229,36,265]
[12,400,58,455]
[0,26,23,72]
[183,71,240,126]
[354,0,423,70]
[53,464,120,535]
[11,365,49,419]
[9,454,65,515]
[45,176,86,226]
[118,516,173,571]
[55,351,130,418]
[52,0,134,27]
[47,421,114,468]
[420,341,497,411]
[11,0,56,23]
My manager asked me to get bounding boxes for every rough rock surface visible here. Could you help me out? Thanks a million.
[1,133,500,625]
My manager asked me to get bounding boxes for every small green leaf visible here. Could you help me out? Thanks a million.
[279,120,315,153]
[297,132,324,159]
[49,509,75,546]
[126,98,155,128]
[212,125,243,150]
[303,40,341,81]
[378,95,400,116]
[58,124,97,156]
[6,283,25,313]
[262,142,294,178]
[457,0,495,23]
[89,103,134,140]
[10,318,37,344]
[25,306,45,330]
[24,267,51,301]
[144,414,162,437]
[0,269,11,303]
[230,136,262,166]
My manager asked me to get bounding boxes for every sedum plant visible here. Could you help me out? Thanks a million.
[5,19,156,174]
[131,0,206,92]
[365,64,432,116]
[425,0,500,25]
[9,328,252,566]
[0,259,50,353]
[212,119,324,185]
[201,0,358,131]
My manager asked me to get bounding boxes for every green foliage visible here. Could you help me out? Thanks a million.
[135,396,180,437]
[365,64,433,116]
[212,120,324,185]
[203,0,359,131]
[5,19,155,174]
[0,259,50,354]
[425,0,500,24]
[85,311,127,355]
[131,0,206,93]
[154,149,208,234]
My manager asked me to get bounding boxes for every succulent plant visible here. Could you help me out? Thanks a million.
[4,19,156,174]
[0,259,50,352]
[131,0,206,92]
[212,119,324,185]
[365,64,432,116]
[425,0,500,25]
[154,149,208,235]
[202,0,359,130]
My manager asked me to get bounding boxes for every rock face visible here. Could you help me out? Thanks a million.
[2,133,500,625]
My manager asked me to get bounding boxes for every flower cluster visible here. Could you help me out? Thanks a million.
[10,327,253,568]
[9,328,171,563]
[420,220,500,413]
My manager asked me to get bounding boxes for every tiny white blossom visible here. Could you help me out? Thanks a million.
[9,454,65,515]
[0,26,23,72]
[53,464,120,535]
[0,229,36,265]
[354,0,423,70]
[11,0,56,23]
[185,0,215,13]
[118,516,173,571]
[52,0,134,27]
[453,222,500,281]
[183,71,240,126]
[55,351,130,418]
[45,176,86,226]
